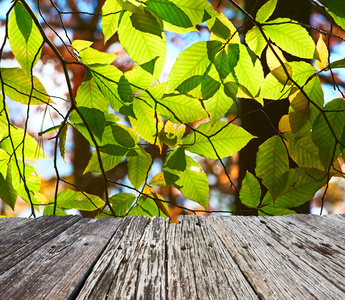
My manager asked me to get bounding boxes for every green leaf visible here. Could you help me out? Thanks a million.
[75,74,110,112]
[158,93,208,123]
[43,206,68,216]
[118,11,166,79]
[162,21,197,33]
[230,43,264,97]
[201,73,221,100]
[71,115,138,149]
[312,98,345,169]
[264,18,315,59]
[124,65,156,93]
[289,77,324,137]
[290,61,317,84]
[109,193,135,216]
[166,147,186,171]
[245,26,267,57]
[78,107,106,141]
[285,132,324,171]
[14,2,32,42]
[328,58,345,70]
[8,1,43,73]
[320,0,345,31]
[209,14,240,43]
[167,41,222,93]
[255,135,289,200]
[204,84,235,123]
[130,8,163,37]
[260,61,316,101]
[259,193,296,216]
[159,121,185,147]
[212,49,231,80]
[127,196,167,218]
[0,149,9,178]
[84,151,124,173]
[100,144,130,156]
[163,147,186,185]
[260,71,292,100]
[0,113,7,141]
[183,121,255,159]
[129,97,164,144]
[138,82,165,108]
[256,0,277,23]
[128,146,152,189]
[0,170,17,210]
[117,0,144,13]
[275,168,327,208]
[167,0,217,26]
[89,64,123,111]
[240,171,261,208]
[145,0,193,27]
[0,68,51,105]
[52,189,105,211]
[118,75,134,103]
[79,48,117,65]
[112,124,136,148]
[209,18,230,40]
[0,126,47,160]
[71,39,93,52]
[58,122,68,163]
[10,160,40,206]
[101,0,122,42]
[175,156,209,209]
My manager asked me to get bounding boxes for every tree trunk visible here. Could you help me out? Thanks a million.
[236,0,311,215]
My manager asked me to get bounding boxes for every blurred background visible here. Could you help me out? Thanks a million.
[0,0,344,218]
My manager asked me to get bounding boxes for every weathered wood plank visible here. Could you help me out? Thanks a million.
[0,217,34,236]
[0,215,344,299]
[77,216,158,299]
[208,216,345,299]
[281,214,345,246]
[0,215,80,274]
[0,217,122,300]
[167,215,258,300]
[247,215,345,293]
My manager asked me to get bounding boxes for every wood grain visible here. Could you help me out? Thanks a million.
[0,217,34,236]
[208,215,345,299]
[0,215,80,274]
[0,217,121,299]
[0,214,344,299]
[167,215,258,299]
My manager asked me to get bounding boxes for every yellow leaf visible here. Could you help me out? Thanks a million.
[149,172,166,186]
[34,192,48,204]
[315,34,328,70]
[289,87,308,111]
[266,44,287,71]
[254,96,264,106]
[71,39,93,52]
[165,121,186,139]
[142,185,152,200]
[151,190,172,221]
[279,114,291,133]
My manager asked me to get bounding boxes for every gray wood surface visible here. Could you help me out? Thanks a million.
[77,216,161,299]
[0,214,344,299]
[0,217,121,300]
[0,215,80,274]
[207,215,345,299]
[0,217,34,236]
[167,215,258,300]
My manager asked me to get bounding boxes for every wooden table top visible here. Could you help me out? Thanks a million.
[0,214,344,299]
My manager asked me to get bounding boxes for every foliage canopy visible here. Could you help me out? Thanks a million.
[1,0,345,218]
